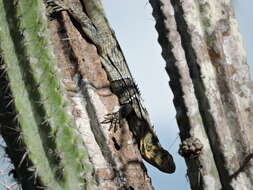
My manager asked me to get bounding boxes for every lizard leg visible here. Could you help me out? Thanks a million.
[101,104,133,132]
[44,0,101,47]
[102,111,122,132]
[44,0,67,15]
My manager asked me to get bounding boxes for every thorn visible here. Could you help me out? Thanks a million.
[16,132,23,144]
[41,118,50,125]
[28,166,38,184]
[18,150,28,168]
[27,166,36,172]
[6,98,14,108]
[3,84,11,94]
[13,113,20,122]
[0,69,7,78]
[3,125,20,133]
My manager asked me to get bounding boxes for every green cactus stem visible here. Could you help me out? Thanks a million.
[0,0,98,189]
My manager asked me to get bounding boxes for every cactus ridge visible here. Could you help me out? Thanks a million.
[0,59,37,190]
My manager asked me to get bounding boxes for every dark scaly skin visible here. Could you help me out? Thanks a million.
[44,0,176,173]
[110,78,175,173]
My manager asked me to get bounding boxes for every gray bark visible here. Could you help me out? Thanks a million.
[47,11,154,190]
[149,0,253,189]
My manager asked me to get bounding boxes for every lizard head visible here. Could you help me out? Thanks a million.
[152,148,176,174]
[140,137,176,173]
[159,149,176,173]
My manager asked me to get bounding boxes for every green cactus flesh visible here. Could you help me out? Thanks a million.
[0,0,98,189]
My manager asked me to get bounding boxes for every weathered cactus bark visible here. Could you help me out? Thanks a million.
[149,0,253,189]
[0,0,154,190]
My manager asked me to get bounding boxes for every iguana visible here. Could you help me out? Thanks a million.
[44,0,175,174]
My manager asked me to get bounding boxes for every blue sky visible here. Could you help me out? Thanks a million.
[101,0,253,189]
[0,1,252,190]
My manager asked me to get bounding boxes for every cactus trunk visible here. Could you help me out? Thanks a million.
[149,0,253,189]
[0,0,155,190]
[0,0,98,189]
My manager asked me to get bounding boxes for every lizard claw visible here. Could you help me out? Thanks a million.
[44,0,66,16]
[101,111,122,132]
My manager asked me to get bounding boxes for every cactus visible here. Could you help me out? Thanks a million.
[5,0,251,189]
[149,0,253,189]
[0,0,157,189]
[0,0,98,189]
